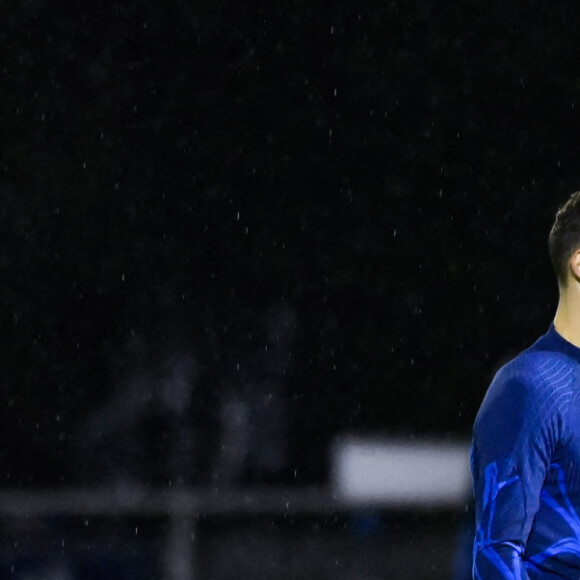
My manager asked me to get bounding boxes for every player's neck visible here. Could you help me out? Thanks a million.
[554,284,580,348]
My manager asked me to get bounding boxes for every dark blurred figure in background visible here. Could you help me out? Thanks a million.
[452,501,474,580]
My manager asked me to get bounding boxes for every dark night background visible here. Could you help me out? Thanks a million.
[2,0,580,489]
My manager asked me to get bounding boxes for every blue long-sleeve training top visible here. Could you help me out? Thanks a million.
[471,325,580,579]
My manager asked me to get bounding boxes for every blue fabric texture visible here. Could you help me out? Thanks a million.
[472,325,580,579]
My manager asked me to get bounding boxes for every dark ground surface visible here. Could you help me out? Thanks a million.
[0,511,468,580]
[196,513,465,580]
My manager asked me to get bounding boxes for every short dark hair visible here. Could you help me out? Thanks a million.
[549,191,580,285]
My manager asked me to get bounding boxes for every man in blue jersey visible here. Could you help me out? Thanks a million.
[472,191,580,579]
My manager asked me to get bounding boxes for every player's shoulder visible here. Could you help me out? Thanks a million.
[492,341,578,400]
[475,336,580,441]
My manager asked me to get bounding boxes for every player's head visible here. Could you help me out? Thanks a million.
[549,191,580,288]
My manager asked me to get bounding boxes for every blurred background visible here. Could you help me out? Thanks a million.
[2,0,580,577]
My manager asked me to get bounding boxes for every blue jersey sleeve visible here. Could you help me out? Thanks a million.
[471,361,564,579]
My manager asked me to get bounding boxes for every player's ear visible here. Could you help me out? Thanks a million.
[569,249,580,282]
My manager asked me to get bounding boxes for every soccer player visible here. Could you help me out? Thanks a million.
[471,191,580,579]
